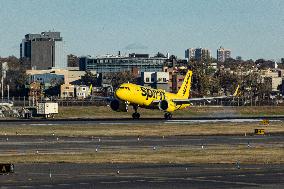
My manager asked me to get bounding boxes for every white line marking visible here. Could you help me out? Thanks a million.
[40,185,53,187]
[100,181,123,184]
[166,119,263,123]
[58,184,71,186]
[79,182,90,185]
[186,177,259,186]
[213,175,223,178]
[136,179,146,182]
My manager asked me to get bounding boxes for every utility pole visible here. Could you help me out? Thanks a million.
[1,77,3,102]
[7,85,9,101]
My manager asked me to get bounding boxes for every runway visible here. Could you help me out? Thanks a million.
[0,135,283,156]
[0,163,283,188]
[0,117,283,188]
[0,115,284,125]
[1,116,282,157]
[0,133,284,188]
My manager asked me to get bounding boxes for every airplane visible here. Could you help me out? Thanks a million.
[110,70,239,119]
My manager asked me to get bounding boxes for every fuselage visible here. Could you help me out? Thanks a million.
[115,83,190,112]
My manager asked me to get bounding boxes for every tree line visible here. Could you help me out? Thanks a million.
[0,54,281,100]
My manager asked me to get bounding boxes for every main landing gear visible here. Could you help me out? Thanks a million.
[164,112,172,120]
[132,105,140,119]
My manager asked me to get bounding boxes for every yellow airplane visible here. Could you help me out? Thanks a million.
[110,70,239,119]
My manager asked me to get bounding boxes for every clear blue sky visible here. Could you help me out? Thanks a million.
[0,0,283,60]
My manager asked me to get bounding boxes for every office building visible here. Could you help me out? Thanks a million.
[20,32,67,70]
[217,47,231,62]
[185,48,211,61]
[185,48,195,59]
[60,83,75,98]
[141,72,169,91]
[79,53,166,74]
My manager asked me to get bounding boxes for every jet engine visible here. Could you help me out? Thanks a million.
[110,100,128,112]
[158,100,176,112]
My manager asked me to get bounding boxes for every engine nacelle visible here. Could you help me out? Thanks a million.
[110,100,128,112]
[159,100,176,112]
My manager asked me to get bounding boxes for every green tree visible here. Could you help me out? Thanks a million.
[189,58,221,96]
[105,71,137,90]
[80,71,99,86]
[154,52,166,58]
[0,56,28,96]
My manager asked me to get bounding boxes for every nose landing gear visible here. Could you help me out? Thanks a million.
[132,105,140,119]
[164,112,172,120]
[132,112,140,119]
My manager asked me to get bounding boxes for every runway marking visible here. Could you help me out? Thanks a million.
[58,184,71,186]
[166,119,263,124]
[40,185,53,187]
[28,124,59,126]
[99,123,128,125]
[148,180,165,183]
[186,177,259,186]
[119,181,130,183]
[213,176,223,178]
[237,174,246,177]
[196,176,206,179]
[79,182,90,185]
[255,173,265,176]
[136,179,146,182]
[100,181,128,184]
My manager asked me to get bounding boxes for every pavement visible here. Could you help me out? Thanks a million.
[0,135,283,155]
[0,134,283,188]
[0,163,283,188]
[0,115,284,125]
[0,117,283,188]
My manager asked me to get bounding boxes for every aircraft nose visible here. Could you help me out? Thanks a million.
[115,88,123,99]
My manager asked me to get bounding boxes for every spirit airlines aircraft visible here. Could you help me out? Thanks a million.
[110,70,239,119]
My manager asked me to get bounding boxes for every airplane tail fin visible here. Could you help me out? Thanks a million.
[233,84,240,97]
[177,70,192,98]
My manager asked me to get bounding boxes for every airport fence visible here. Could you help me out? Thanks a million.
[1,96,283,107]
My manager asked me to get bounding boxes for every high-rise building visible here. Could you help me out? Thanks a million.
[20,32,67,70]
[217,47,231,62]
[185,48,211,61]
[185,48,195,59]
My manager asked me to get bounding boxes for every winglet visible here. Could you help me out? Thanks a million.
[233,84,240,97]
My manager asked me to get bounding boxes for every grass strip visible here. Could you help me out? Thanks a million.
[0,146,283,164]
[57,106,284,118]
[0,122,283,137]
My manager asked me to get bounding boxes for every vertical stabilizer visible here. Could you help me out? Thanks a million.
[177,70,192,98]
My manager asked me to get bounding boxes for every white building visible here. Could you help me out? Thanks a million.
[217,47,231,62]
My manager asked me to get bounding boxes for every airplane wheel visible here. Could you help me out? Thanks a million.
[164,112,172,120]
[136,113,140,119]
[132,113,140,119]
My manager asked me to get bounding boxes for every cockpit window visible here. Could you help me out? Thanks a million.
[119,86,130,90]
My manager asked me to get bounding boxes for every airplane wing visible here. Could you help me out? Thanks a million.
[172,96,227,105]
[173,84,240,105]
[152,85,240,105]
